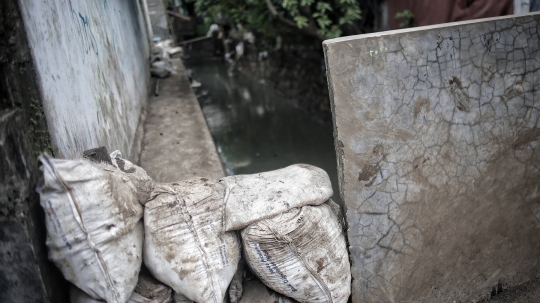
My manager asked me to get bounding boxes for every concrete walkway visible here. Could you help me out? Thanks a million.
[139,58,225,182]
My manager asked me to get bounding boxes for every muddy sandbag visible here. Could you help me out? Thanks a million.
[71,284,105,303]
[150,46,175,78]
[150,60,173,78]
[110,150,154,204]
[144,178,241,303]
[219,164,333,231]
[241,201,351,303]
[39,154,144,303]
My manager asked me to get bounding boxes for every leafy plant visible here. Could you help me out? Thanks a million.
[395,9,414,28]
[185,0,362,40]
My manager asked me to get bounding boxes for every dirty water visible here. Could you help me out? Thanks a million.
[185,60,341,204]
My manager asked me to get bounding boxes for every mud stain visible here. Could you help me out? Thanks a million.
[507,128,540,150]
[316,257,325,273]
[115,157,136,173]
[181,255,200,263]
[388,125,540,302]
[414,97,431,120]
[502,80,524,101]
[178,267,196,279]
[165,249,175,263]
[358,164,379,187]
[449,76,470,112]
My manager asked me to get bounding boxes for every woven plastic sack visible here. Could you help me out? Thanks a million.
[70,285,104,303]
[39,154,144,303]
[220,164,333,231]
[241,201,351,303]
[143,178,241,303]
[71,271,173,303]
[110,150,154,204]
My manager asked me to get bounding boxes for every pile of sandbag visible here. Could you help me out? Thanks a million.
[155,39,183,57]
[150,39,183,79]
[219,166,350,302]
[38,149,351,303]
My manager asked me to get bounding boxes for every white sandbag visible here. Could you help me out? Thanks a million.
[241,201,351,303]
[150,46,176,78]
[128,270,173,303]
[144,178,241,303]
[151,61,172,78]
[110,150,154,204]
[71,285,105,303]
[39,154,144,303]
[220,164,333,231]
[71,271,173,303]
[206,24,219,37]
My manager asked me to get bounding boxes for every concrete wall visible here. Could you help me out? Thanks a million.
[1,0,150,301]
[324,13,540,302]
[19,0,150,159]
[1,1,69,301]
[147,0,171,40]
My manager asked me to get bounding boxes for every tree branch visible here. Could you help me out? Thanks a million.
[166,10,191,22]
[264,0,327,40]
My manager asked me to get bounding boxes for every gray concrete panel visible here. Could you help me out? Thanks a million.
[324,13,540,302]
[18,0,150,159]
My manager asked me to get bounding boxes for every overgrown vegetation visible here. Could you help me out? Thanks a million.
[186,0,362,40]
[395,9,414,28]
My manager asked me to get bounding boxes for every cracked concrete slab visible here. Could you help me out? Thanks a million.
[324,12,540,303]
[140,58,225,182]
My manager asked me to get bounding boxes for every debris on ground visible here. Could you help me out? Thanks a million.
[150,45,176,78]
[155,39,184,56]
[190,80,201,88]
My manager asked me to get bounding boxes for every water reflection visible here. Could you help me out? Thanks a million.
[186,60,340,203]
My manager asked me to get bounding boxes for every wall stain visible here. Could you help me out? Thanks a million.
[507,128,540,150]
[358,163,379,187]
[449,76,470,112]
[413,97,431,120]
[72,10,98,58]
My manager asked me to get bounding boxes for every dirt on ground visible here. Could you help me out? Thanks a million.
[481,276,540,303]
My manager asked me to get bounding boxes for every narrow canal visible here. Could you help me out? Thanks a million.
[185,60,341,203]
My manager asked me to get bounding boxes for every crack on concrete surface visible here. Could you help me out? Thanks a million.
[325,14,540,303]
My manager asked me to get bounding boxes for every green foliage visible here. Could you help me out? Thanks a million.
[395,9,414,28]
[185,0,361,40]
[294,15,309,28]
